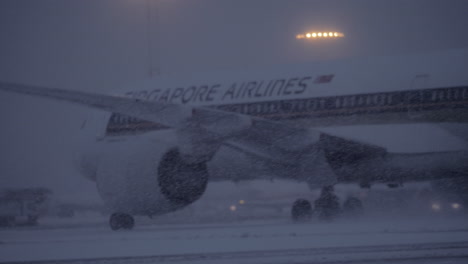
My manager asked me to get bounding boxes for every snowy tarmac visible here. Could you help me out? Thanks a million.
[1,215,467,264]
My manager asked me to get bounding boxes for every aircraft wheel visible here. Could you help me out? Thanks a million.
[291,199,313,221]
[343,197,364,218]
[109,213,135,230]
[314,186,341,222]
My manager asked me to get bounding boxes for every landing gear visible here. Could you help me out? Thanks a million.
[291,186,343,222]
[109,213,135,230]
[314,186,341,222]
[342,197,364,218]
[291,199,313,221]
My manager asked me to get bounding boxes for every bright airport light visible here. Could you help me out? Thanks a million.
[296,31,344,40]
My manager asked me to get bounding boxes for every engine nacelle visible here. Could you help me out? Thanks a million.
[320,133,388,184]
[95,133,208,216]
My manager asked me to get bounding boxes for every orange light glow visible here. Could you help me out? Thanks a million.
[296,31,344,40]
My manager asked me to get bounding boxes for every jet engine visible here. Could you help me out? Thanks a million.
[319,134,388,185]
[93,134,208,216]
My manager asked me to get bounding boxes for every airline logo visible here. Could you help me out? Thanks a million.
[314,74,334,84]
[125,75,334,104]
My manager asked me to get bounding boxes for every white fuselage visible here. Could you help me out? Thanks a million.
[75,48,468,214]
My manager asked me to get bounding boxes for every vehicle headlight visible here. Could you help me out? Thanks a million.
[431,203,441,211]
[451,203,461,210]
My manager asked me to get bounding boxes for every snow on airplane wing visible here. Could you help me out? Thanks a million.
[0,82,218,130]
[0,81,323,152]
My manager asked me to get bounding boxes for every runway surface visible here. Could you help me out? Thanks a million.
[1,215,467,264]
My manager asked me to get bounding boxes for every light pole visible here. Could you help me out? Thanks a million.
[146,0,160,77]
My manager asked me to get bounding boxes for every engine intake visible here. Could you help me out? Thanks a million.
[94,136,209,216]
[158,149,208,206]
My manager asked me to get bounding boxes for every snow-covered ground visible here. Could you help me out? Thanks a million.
[1,181,468,263]
[1,214,467,264]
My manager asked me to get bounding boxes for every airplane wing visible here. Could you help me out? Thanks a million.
[1,81,342,181]
[0,81,258,137]
[0,81,323,150]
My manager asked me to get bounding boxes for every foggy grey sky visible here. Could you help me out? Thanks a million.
[1,0,468,88]
[1,0,468,200]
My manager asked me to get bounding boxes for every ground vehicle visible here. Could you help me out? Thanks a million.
[0,188,51,227]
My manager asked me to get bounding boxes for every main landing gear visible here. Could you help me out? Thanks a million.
[291,185,364,222]
[109,213,135,230]
[314,186,341,222]
[342,197,364,218]
[291,199,313,221]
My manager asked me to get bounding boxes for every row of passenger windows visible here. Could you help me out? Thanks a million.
[109,87,468,125]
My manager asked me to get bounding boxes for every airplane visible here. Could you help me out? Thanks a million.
[1,48,468,229]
